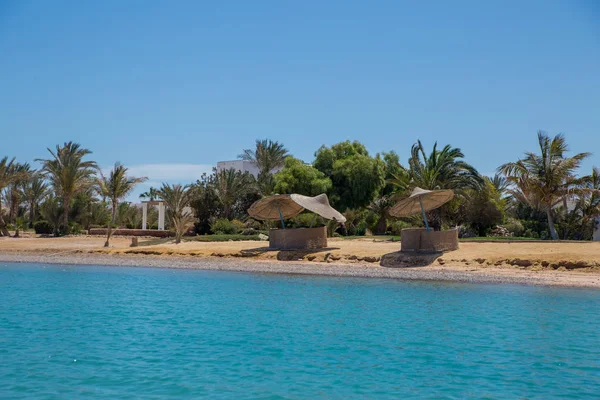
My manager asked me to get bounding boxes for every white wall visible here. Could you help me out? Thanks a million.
[216,160,282,178]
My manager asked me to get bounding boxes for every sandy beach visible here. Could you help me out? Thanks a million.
[1,235,600,288]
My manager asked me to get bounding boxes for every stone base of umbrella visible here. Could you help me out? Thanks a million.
[399,228,459,253]
[248,194,346,250]
[389,187,459,253]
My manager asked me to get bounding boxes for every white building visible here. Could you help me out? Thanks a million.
[216,160,282,178]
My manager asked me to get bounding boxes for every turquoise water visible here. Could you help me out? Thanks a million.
[1,263,599,399]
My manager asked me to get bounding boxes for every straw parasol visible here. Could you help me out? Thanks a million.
[248,195,304,226]
[290,194,346,223]
[388,187,454,231]
[248,193,346,228]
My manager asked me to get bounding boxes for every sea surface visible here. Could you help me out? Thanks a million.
[1,262,599,399]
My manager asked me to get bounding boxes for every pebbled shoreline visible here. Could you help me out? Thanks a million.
[2,251,599,288]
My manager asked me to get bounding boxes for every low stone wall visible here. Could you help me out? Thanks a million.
[401,228,459,253]
[88,228,175,238]
[269,226,328,250]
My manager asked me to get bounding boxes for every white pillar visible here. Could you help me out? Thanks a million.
[158,203,165,231]
[142,203,148,230]
[593,218,600,241]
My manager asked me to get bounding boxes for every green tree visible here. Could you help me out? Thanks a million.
[313,141,385,211]
[20,173,49,227]
[39,195,63,236]
[273,157,332,196]
[7,162,32,224]
[96,163,147,247]
[498,132,591,240]
[159,183,195,244]
[139,187,160,201]
[389,140,482,230]
[213,168,256,220]
[0,157,20,236]
[240,139,289,195]
[37,142,98,233]
[463,178,506,236]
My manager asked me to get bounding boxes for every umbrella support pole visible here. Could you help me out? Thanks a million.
[419,198,431,232]
[309,214,317,228]
[278,206,285,229]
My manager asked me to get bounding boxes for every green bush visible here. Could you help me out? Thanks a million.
[34,220,54,234]
[503,219,525,237]
[68,222,85,235]
[522,229,540,239]
[386,220,412,236]
[210,218,243,235]
[291,213,324,228]
[242,228,256,235]
[231,219,245,233]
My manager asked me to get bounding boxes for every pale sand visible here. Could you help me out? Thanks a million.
[1,235,600,288]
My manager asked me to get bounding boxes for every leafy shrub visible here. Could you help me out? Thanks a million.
[457,225,477,238]
[291,213,324,228]
[502,219,525,237]
[231,219,245,233]
[244,218,262,230]
[34,220,54,234]
[68,222,85,235]
[210,218,244,235]
[242,228,256,235]
[386,220,412,236]
[522,229,540,239]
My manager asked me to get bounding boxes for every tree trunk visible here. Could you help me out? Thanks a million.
[63,197,71,235]
[0,199,9,237]
[375,214,387,235]
[29,202,35,228]
[546,208,559,240]
[105,201,117,247]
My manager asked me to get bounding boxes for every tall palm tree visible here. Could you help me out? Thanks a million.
[213,168,254,220]
[498,131,591,240]
[96,163,147,247]
[389,141,482,230]
[240,139,289,195]
[0,157,18,236]
[406,140,482,192]
[139,187,160,201]
[39,195,63,237]
[158,183,194,244]
[20,173,49,228]
[8,163,33,224]
[36,142,98,232]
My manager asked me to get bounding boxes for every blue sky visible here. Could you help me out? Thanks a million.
[1,0,599,199]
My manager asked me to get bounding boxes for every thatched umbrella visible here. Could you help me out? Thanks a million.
[388,187,454,232]
[248,193,346,228]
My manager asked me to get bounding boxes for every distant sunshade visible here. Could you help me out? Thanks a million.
[248,193,346,223]
[389,187,454,218]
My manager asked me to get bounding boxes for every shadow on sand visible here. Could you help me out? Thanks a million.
[379,251,443,268]
[240,247,341,261]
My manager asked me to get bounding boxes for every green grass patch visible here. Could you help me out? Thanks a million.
[139,234,263,247]
[460,236,541,242]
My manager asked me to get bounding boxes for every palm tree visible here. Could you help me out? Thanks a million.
[96,163,147,247]
[213,168,254,220]
[36,142,98,233]
[158,183,194,244]
[7,162,32,224]
[498,131,591,240]
[389,140,482,230]
[406,140,482,192]
[20,173,49,228]
[139,187,160,201]
[240,139,289,195]
[39,195,63,237]
[0,157,19,236]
